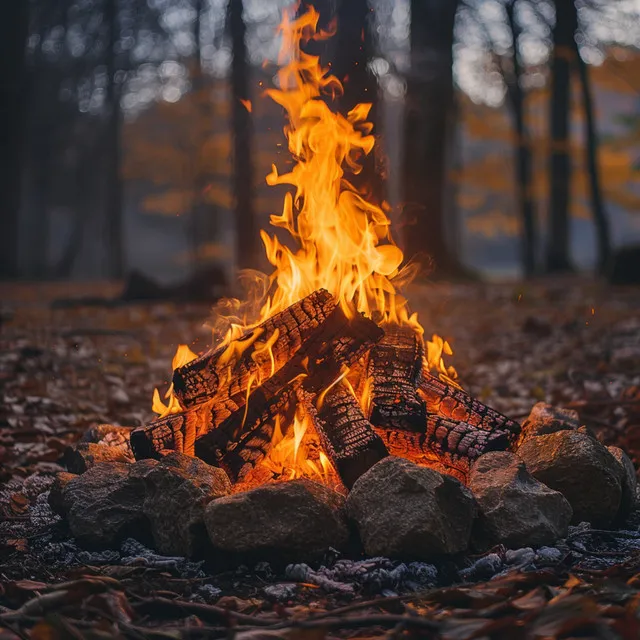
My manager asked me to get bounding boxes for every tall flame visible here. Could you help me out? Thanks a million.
[255,7,413,328]
[153,3,457,421]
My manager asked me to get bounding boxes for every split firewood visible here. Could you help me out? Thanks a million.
[298,384,388,489]
[418,373,521,443]
[374,416,512,481]
[131,304,383,479]
[366,324,426,431]
[200,307,384,480]
[172,289,337,408]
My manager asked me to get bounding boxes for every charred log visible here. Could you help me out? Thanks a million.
[173,289,336,408]
[199,307,384,480]
[299,384,388,489]
[374,416,511,481]
[132,304,383,480]
[366,324,426,431]
[418,372,521,443]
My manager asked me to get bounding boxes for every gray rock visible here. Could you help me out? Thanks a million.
[142,453,231,558]
[607,446,637,521]
[518,431,622,527]
[469,451,572,549]
[205,479,348,559]
[62,460,157,547]
[517,403,580,445]
[63,442,134,474]
[48,472,76,516]
[346,457,476,560]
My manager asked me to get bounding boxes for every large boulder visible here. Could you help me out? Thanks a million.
[607,446,637,522]
[142,453,231,557]
[518,431,622,527]
[517,403,580,445]
[61,460,157,547]
[346,457,476,560]
[205,479,348,560]
[469,452,572,549]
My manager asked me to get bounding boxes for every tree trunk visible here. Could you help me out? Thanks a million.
[331,0,383,204]
[402,0,463,277]
[229,0,258,271]
[505,0,537,278]
[105,0,125,279]
[0,1,29,279]
[573,41,611,275]
[545,0,576,273]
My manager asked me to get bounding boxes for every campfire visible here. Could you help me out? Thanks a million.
[129,6,521,491]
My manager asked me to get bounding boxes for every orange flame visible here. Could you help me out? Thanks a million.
[154,3,458,428]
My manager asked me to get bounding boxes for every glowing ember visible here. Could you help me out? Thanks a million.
[152,3,458,485]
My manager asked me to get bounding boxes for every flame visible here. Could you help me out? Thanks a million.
[152,4,458,483]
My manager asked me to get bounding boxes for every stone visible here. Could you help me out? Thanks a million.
[61,460,157,547]
[518,431,622,527]
[346,457,476,560]
[607,446,637,521]
[468,452,572,549]
[517,403,580,445]
[205,479,348,560]
[63,442,134,474]
[80,424,133,452]
[143,452,231,557]
[48,472,76,516]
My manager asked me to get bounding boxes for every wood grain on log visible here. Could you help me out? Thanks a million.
[201,306,384,480]
[374,416,511,481]
[299,384,388,489]
[366,324,426,431]
[173,289,336,408]
[132,303,383,480]
[418,373,521,443]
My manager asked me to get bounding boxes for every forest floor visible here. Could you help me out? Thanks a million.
[1,278,640,639]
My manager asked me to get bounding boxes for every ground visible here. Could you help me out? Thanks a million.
[1,278,640,638]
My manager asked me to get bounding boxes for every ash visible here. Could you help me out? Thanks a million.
[286,557,438,596]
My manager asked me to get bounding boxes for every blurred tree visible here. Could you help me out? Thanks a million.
[228,0,258,272]
[105,0,125,280]
[546,0,576,273]
[402,0,466,277]
[0,1,29,279]
[331,0,383,204]
[572,19,611,274]
[504,0,537,277]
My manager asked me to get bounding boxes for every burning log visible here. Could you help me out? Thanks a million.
[200,306,383,480]
[366,324,426,431]
[418,373,521,443]
[299,384,388,489]
[374,416,512,481]
[172,289,337,408]
[131,302,384,481]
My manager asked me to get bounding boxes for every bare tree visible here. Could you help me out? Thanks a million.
[573,31,611,274]
[505,0,537,277]
[546,0,576,273]
[104,0,125,279]
[228,0,258,272]
[402,0,465,277]
[0,1,29,279]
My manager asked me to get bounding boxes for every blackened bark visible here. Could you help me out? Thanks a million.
[105,0,125,279]
[0,1,29,279]
[402,0,463,277]
[229,0,258,271]
[505,0,537,277]
[546,0,576,273]
[574,43,611,275]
